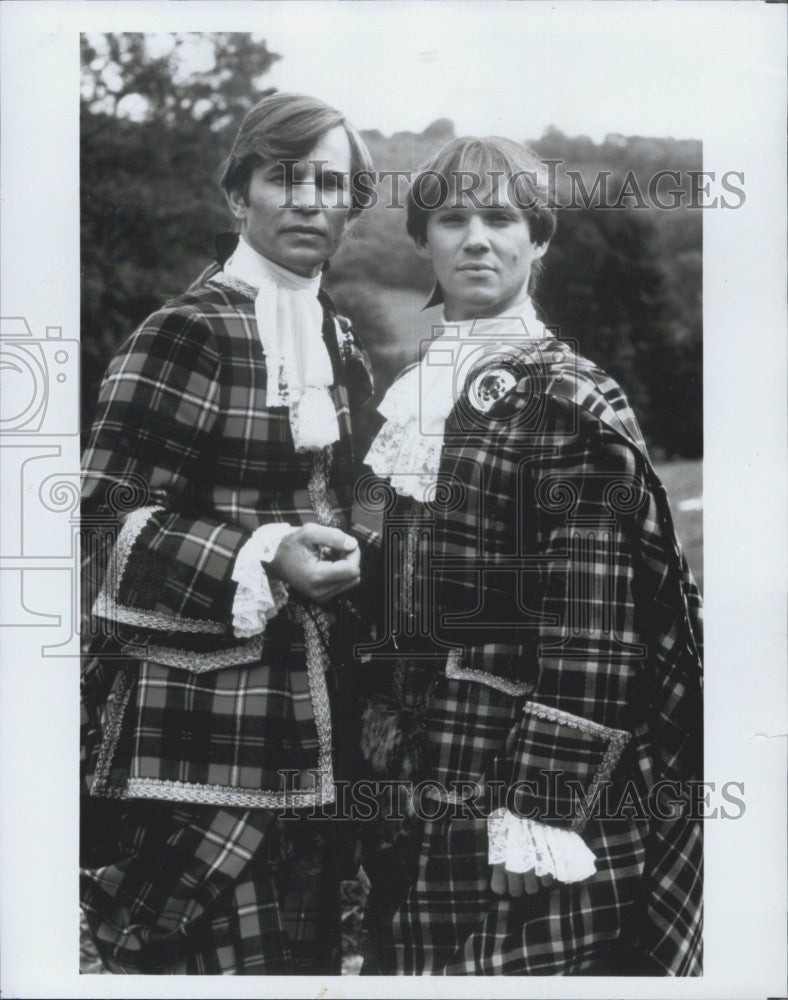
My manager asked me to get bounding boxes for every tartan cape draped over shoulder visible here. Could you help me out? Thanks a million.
[80,261,373,811]
[360,338,703,975]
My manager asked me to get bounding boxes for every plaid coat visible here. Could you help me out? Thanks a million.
[81,256,374,813]
[360,337,703,976]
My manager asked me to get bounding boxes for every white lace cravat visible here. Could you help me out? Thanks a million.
[364,294,546,502]
[223,236,339,452]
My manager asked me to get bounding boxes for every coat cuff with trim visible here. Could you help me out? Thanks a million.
[92,506,230,636]
[504,701,631,832]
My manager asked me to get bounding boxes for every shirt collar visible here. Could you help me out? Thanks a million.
[225,234,322,294]
[422,286,546,341]
[216,231,330,275]
[423,282,444,310]
[422,282,544,326]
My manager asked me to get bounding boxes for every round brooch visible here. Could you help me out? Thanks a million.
[467,367,518,413]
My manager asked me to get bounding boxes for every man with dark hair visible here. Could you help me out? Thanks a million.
[80,93,375,974]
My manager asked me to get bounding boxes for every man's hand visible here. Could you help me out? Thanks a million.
[266,523,360,603]
[490,863,554,897]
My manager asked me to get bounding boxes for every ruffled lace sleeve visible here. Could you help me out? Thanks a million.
[487,807,597,883]
[230,523,298,639]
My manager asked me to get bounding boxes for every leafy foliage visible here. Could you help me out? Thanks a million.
[80,33,279,433]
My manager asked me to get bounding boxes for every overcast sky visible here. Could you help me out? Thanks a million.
[220,2,733,142]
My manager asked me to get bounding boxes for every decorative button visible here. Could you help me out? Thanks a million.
[468,367,518,413]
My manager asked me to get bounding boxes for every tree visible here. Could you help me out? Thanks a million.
[80,33,279,435]
[533,128,702,458]
[80,33,280,129]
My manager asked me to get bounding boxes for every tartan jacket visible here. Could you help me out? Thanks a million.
[81,254,373,811]
[360,337,703,974]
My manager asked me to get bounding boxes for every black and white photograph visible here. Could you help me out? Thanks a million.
[0,2,785,997]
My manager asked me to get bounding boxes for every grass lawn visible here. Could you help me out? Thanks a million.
[653,458,703,592]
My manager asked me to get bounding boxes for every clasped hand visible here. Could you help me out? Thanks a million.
[266,523,360,603]
[490,864,554,897]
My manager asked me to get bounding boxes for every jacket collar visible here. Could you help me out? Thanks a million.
[423,283,443,310]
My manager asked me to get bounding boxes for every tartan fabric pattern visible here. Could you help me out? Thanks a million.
[506,702,631,831]
[83,598,339,807]
[364,679,700,976]
[419,675,523,792]
[81,269,373,807]
[126,624,316,791]
[81,258,370,974]
[392,812,652,975]
[81,801,341,974]
[362,339,703,975]
[82,275,364,635]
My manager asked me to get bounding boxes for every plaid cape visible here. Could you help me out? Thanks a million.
[361,339,703,976]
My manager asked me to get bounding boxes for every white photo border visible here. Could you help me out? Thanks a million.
[1,2,785,998]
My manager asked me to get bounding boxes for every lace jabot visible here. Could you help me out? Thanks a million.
[364,295,547,502]
[221,236,339,452]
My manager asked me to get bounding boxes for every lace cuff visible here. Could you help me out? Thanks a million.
[231,523,297,638]
[487,807,596,883]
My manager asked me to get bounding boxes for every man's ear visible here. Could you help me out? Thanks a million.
[413,236,431,260]
[532,240,550,261]
[224,187,248,224]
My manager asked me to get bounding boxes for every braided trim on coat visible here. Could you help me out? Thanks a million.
[123,777,328,810]
[89,665,134,797]
[206,270,257,300]
[522,701,631,834]
[307,446,342,528]
[570,728,632,833]
[291,604,335,806]
[93,505,227,634]
[125,636,265,672]
[445,648,536,697]
[523,700,631,742]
